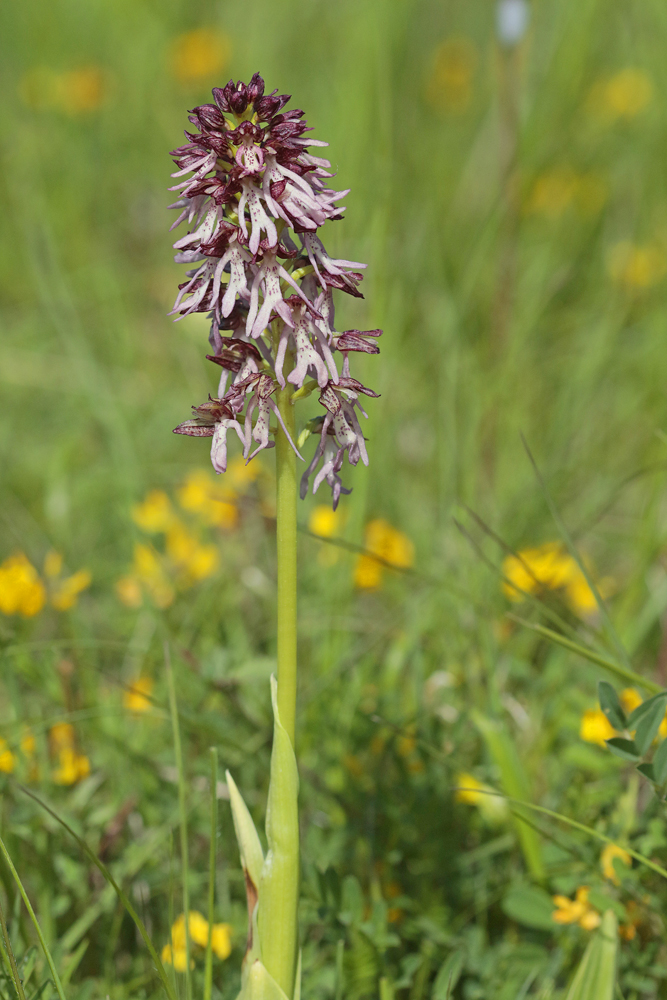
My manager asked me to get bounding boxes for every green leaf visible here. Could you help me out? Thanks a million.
[432,950,465,999]
[605,738,640,762]
[226,771,265,901]
[565,910,617,1000]
[653,738,667,785]
[598,682,626,731]
[258,676,300,999]
[637,763,656,783]
[237,960,291,1000]
[634,698,667,755]
[501,885,556,931]
[626,692,667,730]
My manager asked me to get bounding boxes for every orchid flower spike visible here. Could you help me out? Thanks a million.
[170,73,381,508]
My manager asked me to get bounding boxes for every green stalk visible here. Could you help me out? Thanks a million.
[258,383,299,998]
[276,384,298,746]
[204,748,218,1000]
[166,647,191,1000]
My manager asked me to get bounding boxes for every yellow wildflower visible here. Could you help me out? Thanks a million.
[44,551,63,578]
[589,68,653,122]
[580,709,616,747]
[51,569,92,611]
[176,470,238,529]
[309,505,345,566]
[0,739,16,774]
[210,923,232,960]
[49,723,75,751]
[620,688,642,714]
[53,747,91,785]
[552,886,601,930]
[526,168,608,220]
[164,912,231,967]
[170,29,231,85]
[309,505,341,539]
[526,167,579,219]
[355,519,414,590]
[0,553,47,617]
[20,730,36,757]
[502,542,573,599]
[132,543,174,609]
[455,773,508,823]
[608,241,667,291]
[425,37,477,114]
[601,843,631,884]
[228,454,261,488]
[502,542,601,615]
[132,491,176,533]
[115,575,143,609]
[20,66,106,115]
[123,677,154,713]
[161,943,192,972]
[57,67,106,114]
[354,555,383,590]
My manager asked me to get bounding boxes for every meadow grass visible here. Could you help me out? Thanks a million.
[1,0,667,998]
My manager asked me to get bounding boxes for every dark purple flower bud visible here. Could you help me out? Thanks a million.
[334,330,382,354]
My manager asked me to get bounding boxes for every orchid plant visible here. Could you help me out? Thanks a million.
[168,73,382,1000]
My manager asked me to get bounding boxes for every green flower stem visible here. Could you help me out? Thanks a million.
[262,382,298,999]
[275,384,298,746]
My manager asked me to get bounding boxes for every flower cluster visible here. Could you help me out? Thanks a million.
[169,73,381,509]
[552,886,601,931]
[50,723,91,786]
[0,551,91,618]
[581,687,667,747]
[354,519,414,590]
[161,911,232,972]
[116,462,260,609]
[502,541,609,615]
[455,773,509,824]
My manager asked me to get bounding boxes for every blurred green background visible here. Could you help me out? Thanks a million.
[2,0,667,997]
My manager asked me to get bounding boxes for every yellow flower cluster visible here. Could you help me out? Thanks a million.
[355,519,414,591]
[525,167,607,220]
[169,29,231,84]
[117,463,259,609]
[581,688,667,747]
[600,843,631,884]
[552,886,601,930]
[608,240,667,291]
[502,542,603,615]
[20,66,106,114]
[308,505,347,566]
[0,730,37,776]
[50,723,90,786]
[161,911,232,972]
[455,773,509,823]
[425,37,477,114]
[588,68,653,122]
[123,677,154,713]
[0,552,90,618]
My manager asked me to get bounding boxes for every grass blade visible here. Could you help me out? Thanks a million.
[565,910,617,1000]
[509,617,664,695]
[165,643,192,1000]
[204,747,218,1000]
[0,836,65,1000]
